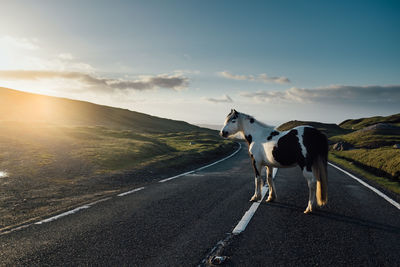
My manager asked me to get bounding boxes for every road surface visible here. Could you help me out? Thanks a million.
[1,144,399,266]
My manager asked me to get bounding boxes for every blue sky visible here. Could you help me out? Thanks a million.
[0,0,399,125]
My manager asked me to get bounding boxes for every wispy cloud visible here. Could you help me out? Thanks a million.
[218,71,290,84]
[205,94,233,103]
[57,53,75,60]
[240,85,400,104]
[0,35,39,50]
[0,70,189,91]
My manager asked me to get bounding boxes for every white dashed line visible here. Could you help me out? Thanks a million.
[117,186,145,197]
[328,162,400,210]
[232,167,278,235]
[35,205,91,225]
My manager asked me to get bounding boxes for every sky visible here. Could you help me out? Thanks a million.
[0,0,399,126]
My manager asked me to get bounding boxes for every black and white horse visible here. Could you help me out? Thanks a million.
[220,109,328,213]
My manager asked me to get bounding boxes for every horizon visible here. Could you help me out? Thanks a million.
[1,0,399,126]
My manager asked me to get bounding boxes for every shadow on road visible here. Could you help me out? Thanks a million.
[266,201,400,234]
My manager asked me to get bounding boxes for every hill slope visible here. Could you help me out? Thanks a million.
[0,87,236,229]
[276,120,349,137]
[339,113,400,130]
[0,87,198,133]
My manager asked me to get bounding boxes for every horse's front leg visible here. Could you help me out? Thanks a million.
[250,155,263,202]
[266,166,277,202]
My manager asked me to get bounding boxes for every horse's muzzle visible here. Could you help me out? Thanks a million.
[220,131,229,138]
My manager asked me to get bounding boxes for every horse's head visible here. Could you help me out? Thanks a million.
[220,109,241,138]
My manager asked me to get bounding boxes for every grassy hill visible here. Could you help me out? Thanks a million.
[0,87,236,229]
[276,120,350,137]
[0,87,197,133]
[339,113,400,130]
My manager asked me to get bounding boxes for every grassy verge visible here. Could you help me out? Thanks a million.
[0,123,236,229]
[329,129,400,148]
[329,152,400,195]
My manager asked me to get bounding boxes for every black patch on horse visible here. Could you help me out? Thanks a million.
[250,154,260,177]
[250,118,255,123]
[226,110,239,122]
[245,134,252,145]
[267,131,279,140]
[272,129,305,168]
[302,127,328,171]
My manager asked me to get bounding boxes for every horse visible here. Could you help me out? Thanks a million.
[220,109,328,214]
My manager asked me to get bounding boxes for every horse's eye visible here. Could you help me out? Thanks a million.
[231,120,236,123]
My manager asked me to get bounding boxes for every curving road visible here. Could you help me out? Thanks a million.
[1,144,399,266]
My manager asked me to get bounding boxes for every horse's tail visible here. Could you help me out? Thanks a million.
[312,155,328,206]
[311,131,328,207]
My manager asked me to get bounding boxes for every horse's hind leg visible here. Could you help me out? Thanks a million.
[266,166,277,202]
[303,169,317,214]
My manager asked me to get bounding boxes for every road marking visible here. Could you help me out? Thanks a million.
[232,167,278,235]
[158,142,242,183]
[117,187,145,197]
[328,162,400,210]
[35,205,91,225]
[87,197,112,206]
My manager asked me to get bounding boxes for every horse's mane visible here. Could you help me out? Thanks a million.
[239,112,273,130]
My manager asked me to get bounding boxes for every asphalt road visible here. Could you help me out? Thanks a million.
[1,145,399,266]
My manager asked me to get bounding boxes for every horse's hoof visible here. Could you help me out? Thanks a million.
[250,195,260,202]
[266,196,275,202]
[304,207,313,214]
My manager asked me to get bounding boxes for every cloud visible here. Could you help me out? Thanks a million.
[240,85,400,105]
[218,71,290,84]
[0,70,189,91]
[58,53,74,60]
[205,94,233,103]
[0,35,39,50]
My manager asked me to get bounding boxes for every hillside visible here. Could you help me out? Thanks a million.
[276,120,349,137]
[339,113,400,130]
[0,87,198,133]
[0,87,236,229]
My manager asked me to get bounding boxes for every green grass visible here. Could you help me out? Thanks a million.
[330,147,400,180]
[329,129,400,148]
[329,152,400,195]
[339,113,400,130]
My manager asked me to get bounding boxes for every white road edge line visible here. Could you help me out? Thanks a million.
[232,167,278,235]
[117,186,145,197]
[328,162,400,210]
[158,142,242,183]
[33,196,115,225]
[35,205,91,225]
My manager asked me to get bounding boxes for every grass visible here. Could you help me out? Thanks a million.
[329,129,400,148]
[339,113,400,130]
[0,122,236,229]
[330,147,400,180]
[329,152,400,195]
